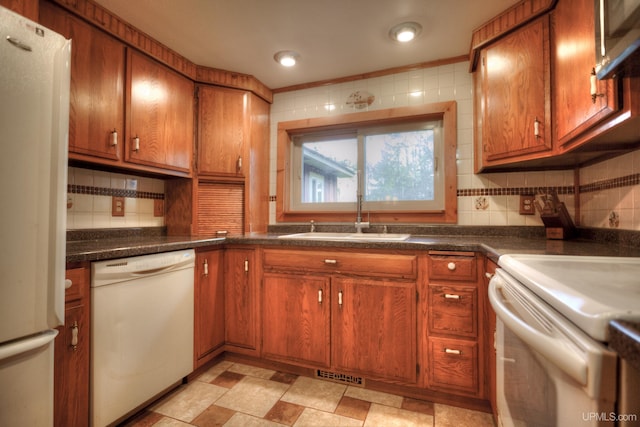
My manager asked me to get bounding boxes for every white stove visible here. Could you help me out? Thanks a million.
[489,254,640,427]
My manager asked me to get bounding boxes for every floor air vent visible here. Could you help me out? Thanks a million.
[315,369,364,386]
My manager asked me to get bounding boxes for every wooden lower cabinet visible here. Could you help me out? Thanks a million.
[194,248,225,369]
[261,248,419,385]
[426,251,485,398]
[55,265,90,427]
[224,247,259,354]
[332,277,417,384]
[262,273,330,367]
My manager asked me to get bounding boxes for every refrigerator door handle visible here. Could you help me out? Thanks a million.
[0,329,58,362]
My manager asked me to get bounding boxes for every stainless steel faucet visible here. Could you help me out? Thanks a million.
[355,194,370,233]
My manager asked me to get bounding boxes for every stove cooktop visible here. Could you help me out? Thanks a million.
[498,254,640,342]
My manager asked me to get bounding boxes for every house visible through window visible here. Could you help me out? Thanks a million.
[291,121,443,212]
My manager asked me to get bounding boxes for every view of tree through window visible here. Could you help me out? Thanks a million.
[365,129,435,202]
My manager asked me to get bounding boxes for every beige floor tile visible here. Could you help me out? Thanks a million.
[227,362,277,379]
[215,376,290,417]
[195,360,234,383]
[434,403,495,427]
[293,408,363,427]
[364,403,433,427]
[151,381,228,423]
[344,386,404,408]
[223,412,285,427]
[281,376,347,412]
[152,418,195,426]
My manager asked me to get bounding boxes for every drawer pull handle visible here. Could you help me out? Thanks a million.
[203,259,208,277]
[338,290,343,307]
[244,259,249,273]
[132,136,140,152]
[318,289,323,304]
[444,348,461,355]
[447,262,456,271]
[444,293,460,300]
[65,279,73,289]
[70,321,78,351]
[324,259,337,265]
[110,129,118,147]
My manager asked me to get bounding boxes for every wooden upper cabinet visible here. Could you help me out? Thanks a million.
[552,0,618,147]
[1,0,37,20]
[127,50,194,174]
[40,1,125,161]
[476,15,551,171]
[197,85,248,177]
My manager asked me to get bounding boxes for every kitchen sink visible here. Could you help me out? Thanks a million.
[277,232,411,242]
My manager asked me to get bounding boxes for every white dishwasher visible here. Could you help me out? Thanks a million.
[91,249,195,427]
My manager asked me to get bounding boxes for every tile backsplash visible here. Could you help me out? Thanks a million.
[66,167,165,230]
[269,62,574,228]
[268,60,640,231]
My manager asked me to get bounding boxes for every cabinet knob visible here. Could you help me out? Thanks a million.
[237,156,243,170]
[447,262,456,271]
[65,279,73,289]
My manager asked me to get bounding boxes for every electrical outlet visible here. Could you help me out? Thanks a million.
[519,194,535,215]
[154,199,164,217]
[112,196,125,217]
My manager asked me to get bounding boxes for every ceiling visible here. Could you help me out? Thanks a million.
[92,0,520,90]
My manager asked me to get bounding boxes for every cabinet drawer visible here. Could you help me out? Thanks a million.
[428,284,477,338]
[428,337,478,395]
[428,252,476,281]
[64,267,88,303]
[263,249,417,278]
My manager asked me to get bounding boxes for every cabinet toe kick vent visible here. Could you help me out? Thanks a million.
[315,369,364,387]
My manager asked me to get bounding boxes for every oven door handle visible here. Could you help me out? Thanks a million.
[489,278,588,386]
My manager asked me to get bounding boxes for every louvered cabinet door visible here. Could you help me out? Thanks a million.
[196,182,244,236]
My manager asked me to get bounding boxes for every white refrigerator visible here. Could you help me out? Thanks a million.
[0,5,71,426]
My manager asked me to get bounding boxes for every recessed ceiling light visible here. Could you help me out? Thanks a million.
[274,51,299,67]
[389,22,422,43]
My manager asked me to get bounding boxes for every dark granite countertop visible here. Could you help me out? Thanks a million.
[66,225,640,263]
[609,321,640,371]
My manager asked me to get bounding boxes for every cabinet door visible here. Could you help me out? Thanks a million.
[197,85,248,177]
[480,16,551,165]
[127,50,193,173]
[194,249,225,367]
[54,303,89,427]
[553,0,618,147]
[332,277,417,384]
[40,2,125,161]
[262,273,330,367]
[224,248,257,351]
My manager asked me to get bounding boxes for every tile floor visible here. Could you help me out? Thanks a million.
[122,360,495,427]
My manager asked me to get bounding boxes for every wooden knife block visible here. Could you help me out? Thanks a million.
[540,202,575,239]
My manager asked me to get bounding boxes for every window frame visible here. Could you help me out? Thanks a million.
[276,102,458,224]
